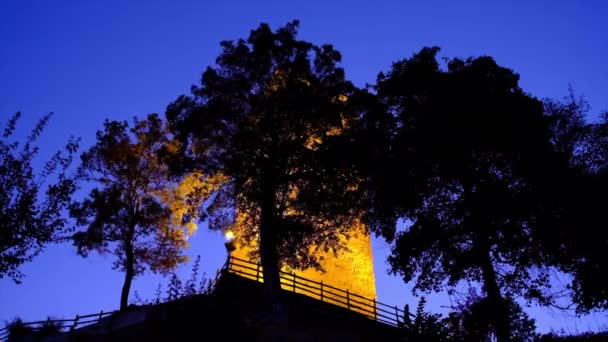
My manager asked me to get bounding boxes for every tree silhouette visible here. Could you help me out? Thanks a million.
[405,297,448,341]
[0,112,78,283]
[166,21,365,298]
[566,112,608,311]
[184,255,201,296]
[166,273,182,302]
[368,47,561,341]
[542,95,608,312]
[445,288,537,342]
[70,114,223,310]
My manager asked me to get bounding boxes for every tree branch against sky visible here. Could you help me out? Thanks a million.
[0,112,78,283]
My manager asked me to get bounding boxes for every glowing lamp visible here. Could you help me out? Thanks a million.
[224,231,234,241]
[224,231,236,252]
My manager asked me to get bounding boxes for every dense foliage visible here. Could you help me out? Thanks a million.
[363,47,563,341]
[166,21,366,294]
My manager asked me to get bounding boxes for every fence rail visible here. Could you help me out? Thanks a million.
[1,255,413,341]
[0,310,118,341]
[226,255,414,328]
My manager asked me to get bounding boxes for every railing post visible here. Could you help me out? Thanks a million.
[98,310,103,321]
[320,281,324,302]
[70,315,79,331]
[292,273,296,293]
[395,305,399,325]
[346,289,350,310]
[256,263,260,282]
[373,299,377,320]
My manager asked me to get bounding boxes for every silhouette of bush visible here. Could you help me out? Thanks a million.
[401,297,450,341]
[38,317,63,336]
[538,330,608,342]
[7,318,34,339]
[129,255,214,306]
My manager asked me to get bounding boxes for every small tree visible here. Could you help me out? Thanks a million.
[0,112,78,282]
[166,273,183,302]
[184,255,201,296]
[71,114,222,310]
[408,297,448,341]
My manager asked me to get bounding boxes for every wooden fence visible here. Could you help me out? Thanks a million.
[226,255,414,328]
[0,255,413,341]
[0,310,118,341]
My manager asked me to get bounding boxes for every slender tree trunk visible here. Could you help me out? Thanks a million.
[478,239,511,342]
[120,225,136,311]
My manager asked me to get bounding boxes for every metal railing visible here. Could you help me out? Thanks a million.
[226,255,413,328]
[0,310,118,341]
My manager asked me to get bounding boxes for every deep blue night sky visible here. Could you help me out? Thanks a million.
[1,0,607,333]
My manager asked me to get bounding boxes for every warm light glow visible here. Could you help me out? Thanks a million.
[225,230,235,241]
[231,215,377,318]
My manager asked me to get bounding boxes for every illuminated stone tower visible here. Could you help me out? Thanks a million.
[230,223,377,305]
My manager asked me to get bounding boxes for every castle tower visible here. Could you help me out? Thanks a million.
[229,222,377,314]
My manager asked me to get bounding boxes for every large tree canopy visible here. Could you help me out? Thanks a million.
[70,114,222,310]
[0,113,78,283]
[367,47,564,341]
[166,21,366,295]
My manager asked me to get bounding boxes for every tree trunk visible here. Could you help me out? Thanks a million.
[256,117,285,322]
[478,240,511,342]
[120,225,136,311]
[259,182,282,296]
[257,166,285,325]
[465,180,511,342]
